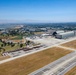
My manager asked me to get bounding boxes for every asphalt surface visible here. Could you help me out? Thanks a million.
[29,52,76,75]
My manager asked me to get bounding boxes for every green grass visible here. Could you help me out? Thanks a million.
[0,34,25,53]
[0,34,23,40]
[0,42,3,45]
[11,35,23,40]
[3,44,26,51]
[0,41,26,52]
[0,41,26,56]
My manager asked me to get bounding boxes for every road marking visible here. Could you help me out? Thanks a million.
[56,45,76,51]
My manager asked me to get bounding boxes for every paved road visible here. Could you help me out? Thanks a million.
[29,52,76,75]
[57,45,76,51]
[29,37,76,75]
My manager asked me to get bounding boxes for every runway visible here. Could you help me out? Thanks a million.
[29,52,76,75]
[0,37,76,69]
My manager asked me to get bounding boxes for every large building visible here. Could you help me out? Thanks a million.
[52,30,64,36]
[56,31,75,39]
[55,30,65,34]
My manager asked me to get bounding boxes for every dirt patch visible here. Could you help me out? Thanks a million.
[61,40,76,49]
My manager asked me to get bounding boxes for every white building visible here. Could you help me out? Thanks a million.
[56,31,75,39]
[55,30,65,34]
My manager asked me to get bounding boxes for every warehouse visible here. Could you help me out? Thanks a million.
[56,31,75,39]
[52,30,64,36]
[56,30,65,34]
[74,30,76,36]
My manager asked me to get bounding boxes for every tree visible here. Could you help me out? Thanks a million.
[0,47,5,53]
[11,43,15,47]
[7,42,11,46]
[20,44,23,48]
[3,41,7,46]
[1,44,4,47]
[0,39,2,42]
[26,40,31,45]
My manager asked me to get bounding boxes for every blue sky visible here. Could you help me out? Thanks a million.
[0,0,76,23]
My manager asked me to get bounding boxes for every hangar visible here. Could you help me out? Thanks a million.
[56,31,75,39]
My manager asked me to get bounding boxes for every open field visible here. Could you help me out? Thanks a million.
[0,43,26,58]
[0,35,17,39]
[34,32,45,35]
[11,35,23,40]
[0,35,26,53]
[0,56,10,61]
[3,44,26,51]
[0,47,72,75]
[0,42,26,51]
[65,66,76,75]
[61,40,76,49]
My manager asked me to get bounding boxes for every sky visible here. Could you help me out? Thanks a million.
[0,0,76,23]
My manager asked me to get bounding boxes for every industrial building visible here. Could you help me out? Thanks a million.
[52,30,64,36]
[56,31,75,39]
[55,30,65,34]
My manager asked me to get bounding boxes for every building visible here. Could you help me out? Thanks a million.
[56,31,75,39]
[41,33,50,37]
[55,30,65,34]
[74,30,76,36]
[52,30,64,36]
[40,28,47,31]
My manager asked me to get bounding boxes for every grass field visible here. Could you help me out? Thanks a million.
[0,56,10,61]
[3,44,26,51]
[61,40,76,49]
[0,35,16,39]
[0,43,26,57]
[65,66,76,75]
[0,42,26,51]
[0,47,72,75]
[11,35,23,40]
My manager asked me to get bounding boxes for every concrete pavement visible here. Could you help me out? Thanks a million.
[29,52,76,75]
